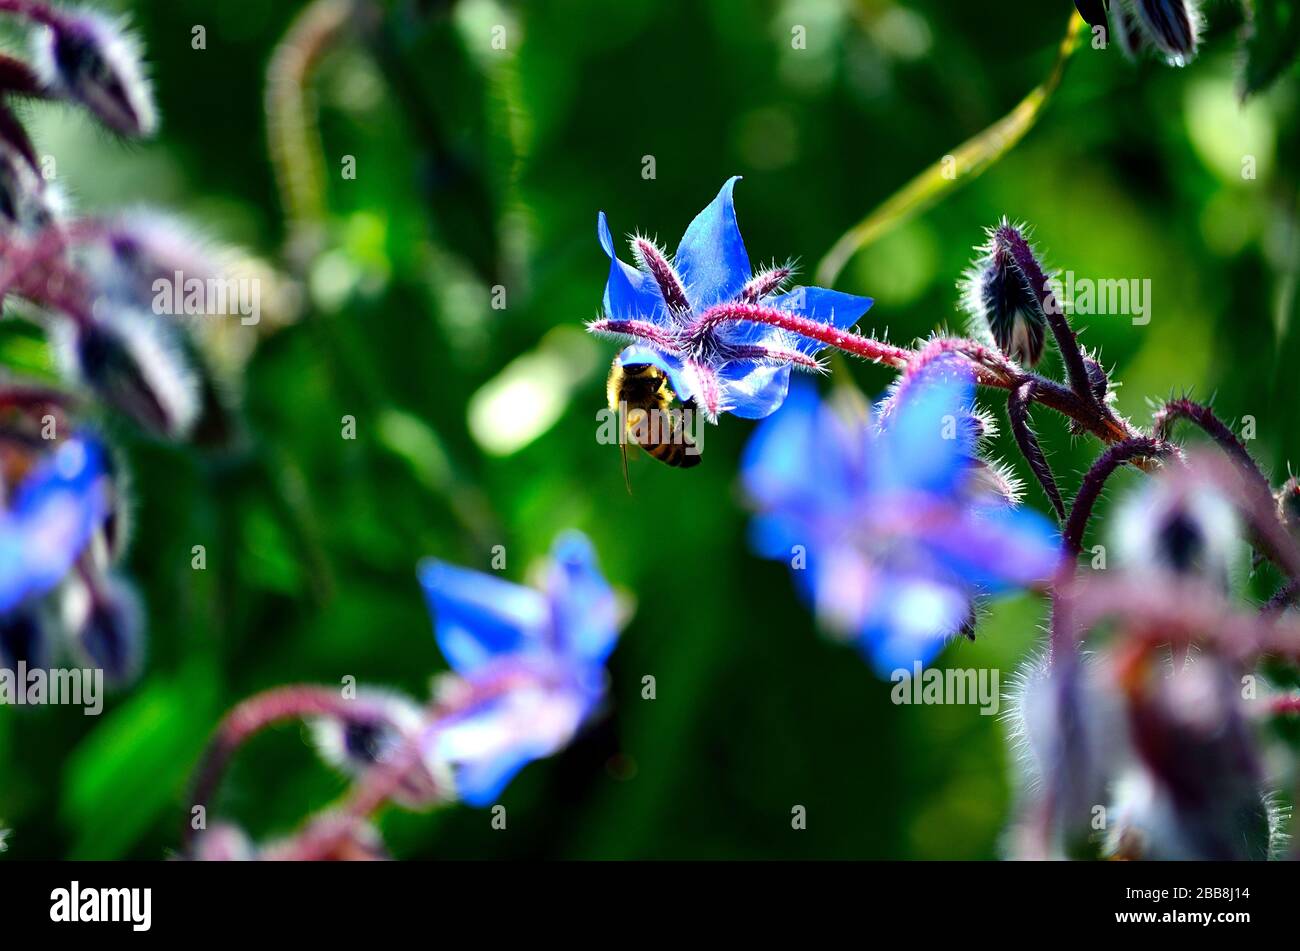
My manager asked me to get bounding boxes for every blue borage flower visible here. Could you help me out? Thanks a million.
[588,177,874,421]
[741,353,1062,677]
[0,435,111,614]
[417,531,621,806]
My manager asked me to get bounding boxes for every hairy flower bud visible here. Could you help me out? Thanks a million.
[1082,356,1110,405]
[33,11,157,137]
[961,220,1050,368]
[1003,651,1129,856]
[64,571,143,686]
[1114,476,1241,592]
[0,139,57,236]
[56,309,199,440]
[310,691,447,808]
[1130,0,1201,66]
[1111,0,1147,59]
[1117,654,1275,860]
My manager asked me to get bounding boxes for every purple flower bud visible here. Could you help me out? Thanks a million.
[85,211,225,304]
[961,220,1051,368]
[1130,0,1201,66]
[1114,476,1241,592]
[0,140,57,236]
[1004,651,1128,855]
[1120,655,1274,860]
[65,572,143,686]
[33,11,157,137]
[56,309,199,440]
[1110,0,1147,59]
[310,691,447,808]
[1085,359,1110,406]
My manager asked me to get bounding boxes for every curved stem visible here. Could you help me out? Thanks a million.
[260,670,538,861]
[1153,398,1272,500]
[1008,379,1065,520]
[1063,437,1173,556]
[266,0,355,265]
[815,10,1087,286]
[1151,403,1300,582]
[1049,437,1174,665]
[183,684,364,851]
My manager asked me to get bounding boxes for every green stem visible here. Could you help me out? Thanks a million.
[815,10,1087,287]
[266,0,355,266]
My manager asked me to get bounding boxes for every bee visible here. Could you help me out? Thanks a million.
[606,355,700,491]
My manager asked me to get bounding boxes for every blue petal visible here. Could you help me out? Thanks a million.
[721,361,791,419]
[747,512,808,563]
[454,746,536,808]
[770,287,875,354]
[0,437,111,614]
[924,505,1063,594]
[433,677,598,806]
[616,345,697,404]
[857,574,969,679]
[872,355,975,496]
[545,531,619,665]
[740,379,823,504]
[418,560,548,676]
[598,211,664,320]
[674,177,751,307]
[740,379,863,508]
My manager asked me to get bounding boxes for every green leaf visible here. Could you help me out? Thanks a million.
[1241,0,1300,98]
[61,662,219,859]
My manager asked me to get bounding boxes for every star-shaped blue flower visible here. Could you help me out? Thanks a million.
[0,436,111,615]
[588,177,875,421]
[417,531,621,806]
[742,353,1062,677]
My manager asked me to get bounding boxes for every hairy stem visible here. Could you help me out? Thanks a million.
[693,301,914,368]
[266,0,355,265]
[183,685,365,851]
[1263,579,1299,615]
[996,222,1096,408]
[1063,437,1173,556]
[1008,380,1065,520]
[694,302,1134,444]
[1153,398,1272,500]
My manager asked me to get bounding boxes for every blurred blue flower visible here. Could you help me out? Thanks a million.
[588,177,874,421]
[0,436,111,615]
[417,531,621,806]
[742,354,1061,677]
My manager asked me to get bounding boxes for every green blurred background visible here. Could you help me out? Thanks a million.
[0,0,1296,859]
